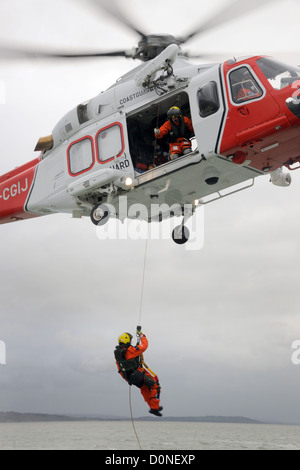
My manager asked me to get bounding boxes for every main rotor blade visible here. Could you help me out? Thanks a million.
[181,0,274,43]
[88,0,148,39]
[0,46,132,59]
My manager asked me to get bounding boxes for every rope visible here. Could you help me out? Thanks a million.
[129,385,142,450]
[128,236,149,450]
[138,237,148,326]
[153,103,161,164]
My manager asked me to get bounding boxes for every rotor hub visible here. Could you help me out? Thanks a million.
[136,34,181,61]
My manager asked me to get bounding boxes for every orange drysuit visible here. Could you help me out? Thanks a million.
[155,116,194,157]
[115,334,161,411]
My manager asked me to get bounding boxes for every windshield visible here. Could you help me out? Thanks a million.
[257,57,300,90]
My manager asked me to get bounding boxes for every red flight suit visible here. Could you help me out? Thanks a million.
[115,334,161,411]
[155,116,194,157]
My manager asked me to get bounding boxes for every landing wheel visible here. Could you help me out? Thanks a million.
[90,204,110,226]
[172,225,190,245]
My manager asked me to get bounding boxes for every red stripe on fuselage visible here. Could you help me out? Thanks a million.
[0,157,41,224]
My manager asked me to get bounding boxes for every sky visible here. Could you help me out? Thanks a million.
[1,0,300,425]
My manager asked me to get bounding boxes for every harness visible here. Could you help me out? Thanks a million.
[169,118,190,142]
[114,344,157,389]
[114,345,141,383]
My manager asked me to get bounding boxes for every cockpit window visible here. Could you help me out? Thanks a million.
[256,57,300,90]
[229,66,263,103]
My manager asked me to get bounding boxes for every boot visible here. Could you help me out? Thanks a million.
[149,408,163,417]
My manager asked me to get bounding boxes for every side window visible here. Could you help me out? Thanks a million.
[67,137,94,176]
[230,66,263,103]
[198,81,220,117]
[96,123,124,163]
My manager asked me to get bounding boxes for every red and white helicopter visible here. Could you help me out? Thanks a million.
[1,0,299,244]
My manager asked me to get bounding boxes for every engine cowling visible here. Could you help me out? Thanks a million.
[270,168,291,187]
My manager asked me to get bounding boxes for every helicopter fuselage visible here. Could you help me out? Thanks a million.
[1,50,300,236]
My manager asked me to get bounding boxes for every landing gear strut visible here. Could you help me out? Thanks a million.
[90,204,110,226]
[171,205,193,245]
[172,225,190,244]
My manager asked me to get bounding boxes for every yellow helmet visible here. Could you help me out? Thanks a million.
[118,332,132,345]
[167,106,182,119]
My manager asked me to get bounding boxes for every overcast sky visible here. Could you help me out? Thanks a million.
[1,0,300,425]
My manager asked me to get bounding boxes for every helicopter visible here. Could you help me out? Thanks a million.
[1,0,300,244]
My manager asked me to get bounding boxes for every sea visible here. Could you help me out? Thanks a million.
[0,420,299,451]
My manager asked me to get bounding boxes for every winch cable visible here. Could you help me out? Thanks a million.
[153,104,161,165]
[128,238,149,450]
[138,236,148,326]
[129,385,142,450]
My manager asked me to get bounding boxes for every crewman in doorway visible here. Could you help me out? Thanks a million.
[114,329,162,417]
[154,106,194,160]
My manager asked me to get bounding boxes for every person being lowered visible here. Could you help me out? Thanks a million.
[114,327,163,417]
[154,106,194,160]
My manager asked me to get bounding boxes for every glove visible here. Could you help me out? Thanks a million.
[154,128,160,137]
[136,326,143,336]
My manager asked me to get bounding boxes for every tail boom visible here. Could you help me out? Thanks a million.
[0,157,41,224]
